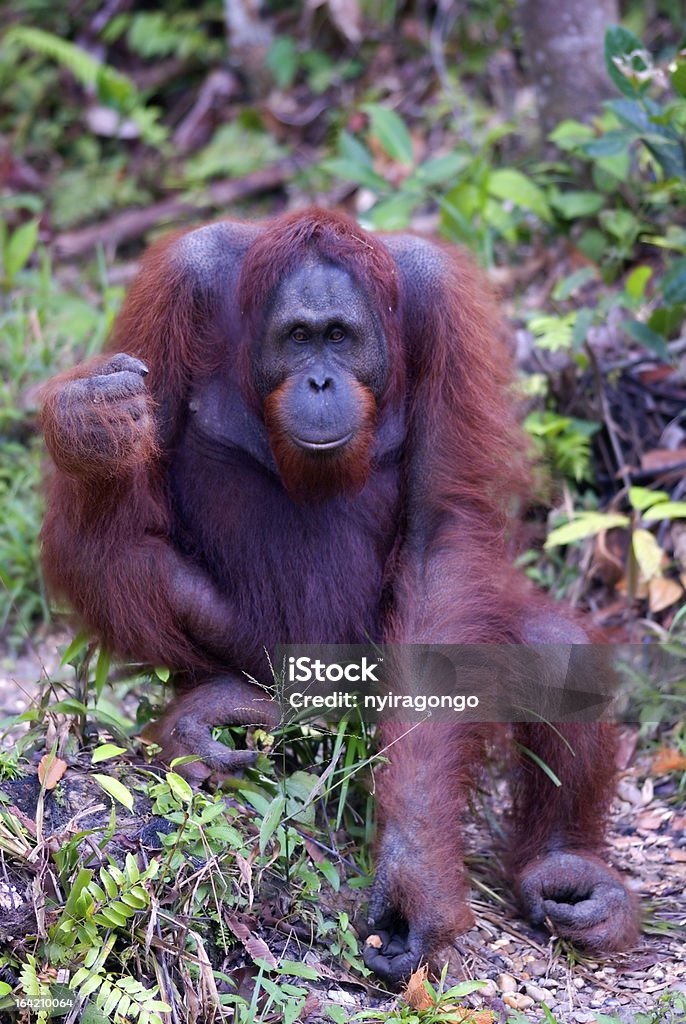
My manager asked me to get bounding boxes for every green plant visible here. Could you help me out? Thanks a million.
[0,218,39,290]
[105,8,225,64]
[351,966,489,1021]
[324,105,550,262]
[3,26,167,146]
[0,232,122,644]
[266,35,363,93]
[525,410,600,484]
[184,118,287,184]
[542,26,686,355]
[546,485,686,609]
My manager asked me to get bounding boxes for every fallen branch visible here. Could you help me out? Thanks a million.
[53,157,301,260]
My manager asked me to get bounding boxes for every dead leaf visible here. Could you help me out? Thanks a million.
[653,747,686,774]
[225,912,278,969]
[365,934,382,948]
[304,836,326,863]
[188,929,221,1009]
[616,576,649,599]
[648,576,683,613]
[403,967,495,1022]
[38,754,67,790]
[8,804,37,837]
[235,852,254,907]
[641,447,686,472]
[636,811,667,831]
[593,528,627,584]
[323,0,362,42]
[299,990,321,1020]
[403,965,433,1011]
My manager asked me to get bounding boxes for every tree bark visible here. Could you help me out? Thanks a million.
[517,0,619,135]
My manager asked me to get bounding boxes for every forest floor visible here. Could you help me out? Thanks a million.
[2,638,685,1024]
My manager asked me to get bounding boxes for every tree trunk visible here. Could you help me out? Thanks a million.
[517,0,619,135]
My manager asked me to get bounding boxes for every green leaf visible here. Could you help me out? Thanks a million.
[362,104,413,165]
[277,959,320,980]
[95,906,128,928]
[325,1006,348,1023]
[548,119,595,151]
[412,152,469,185]
[600,207,639,241]
[93,774,134,811]
[322,157,388,192]
[165,771,194,804]
[366,194,418,230]
[577,227,607,264]
[317,858,340,890]
[545,513,629,548]
[125,852,140,883]
[604,25,648,97]
[672,59,686,99]
[607,98,686,178]
[338,130,373,167]
[60,630,91,667]
[94,648,111,699]
[629,486,668,510]
[622,320,670,361]
[632,529,663,580]
[120,890,147,909]
[108,863,126,886]
[515,743,562,786]
[642,502,686,521]
[95,67,135,110]
[88,883,107,903]
[111,899,134,918]
[625,265,652,301]
[266,36,298,89]
[92,743,126,764]
[4,219,39,280]
[76,973,105,1000]
[572,307,594,349]
[444,981,488,998]
[642,226,686,253]
[662,258,686,305]
[64,868,94,918]
[259,793,286,854]
[593,149,631,184]
[99,868,118,899]
[605,97,652,133]
[649,304,685,339]
[552,268,597,301]
[51,698,88,715]
[549,190,604,219]
[529,313,575,352]
[582,130,633,158]
[488,168,551,222]
[169,755,202,770]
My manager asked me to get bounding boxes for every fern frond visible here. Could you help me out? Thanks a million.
[5,26,135,111]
